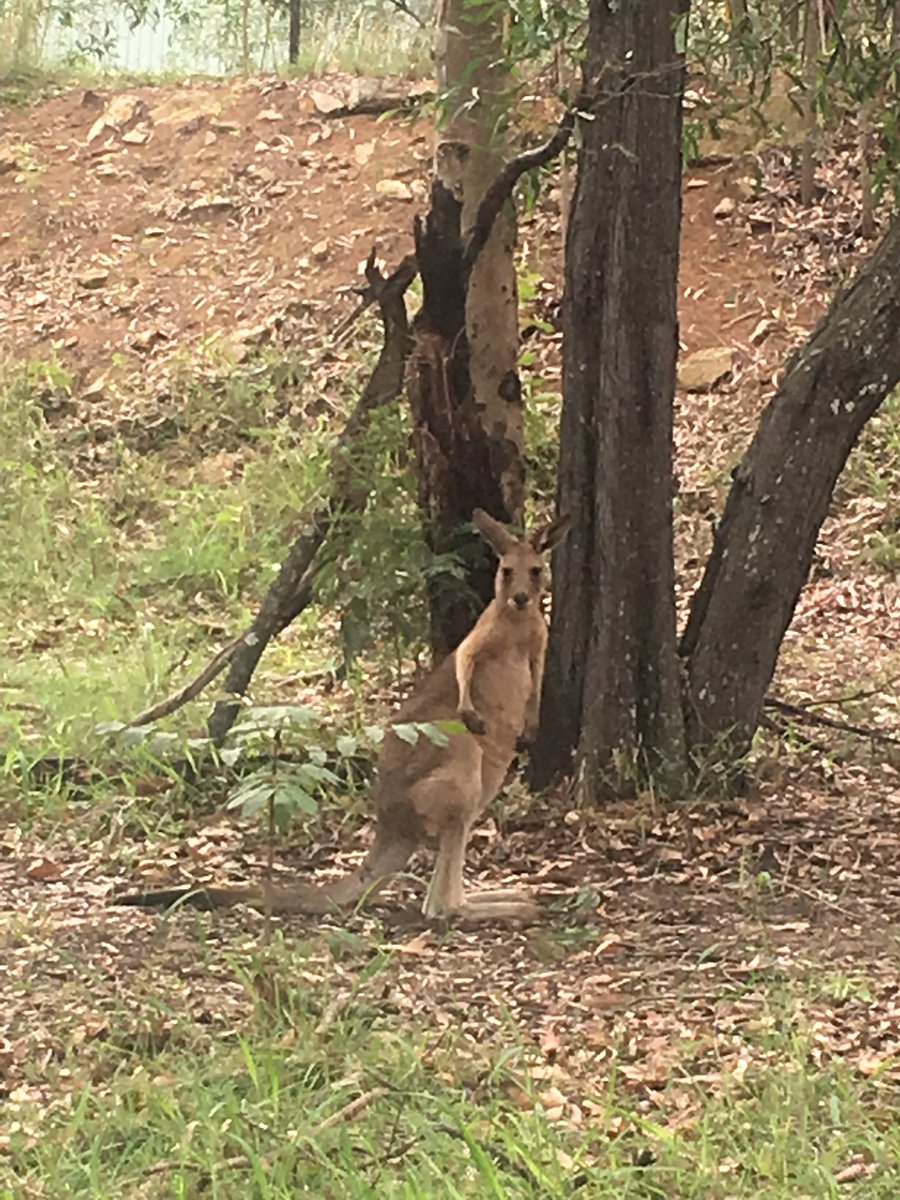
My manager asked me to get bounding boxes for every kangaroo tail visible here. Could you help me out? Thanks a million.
[112,829,416,916]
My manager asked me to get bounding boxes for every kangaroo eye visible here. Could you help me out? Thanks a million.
[530,566,542,578]
[502,566,514,580]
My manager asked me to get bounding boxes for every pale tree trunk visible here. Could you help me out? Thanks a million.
[800,0,822,206]
[728,0,752,75]
[435,0,522,510]
[859,102,875,239]
[532,0,690,797]
[555,45,576,242]
[409,0,525,658]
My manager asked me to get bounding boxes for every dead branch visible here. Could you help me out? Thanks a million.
[127,635,243,727]
[462,105,579,276]
[764,696,900,747]
[384,0,428,28]
[305,1087,389,1138]
[206,251,417,745]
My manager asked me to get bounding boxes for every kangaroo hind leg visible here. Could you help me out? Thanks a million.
[423,818,468,919]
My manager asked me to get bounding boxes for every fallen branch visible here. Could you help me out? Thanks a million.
[127,634,243,728]
[764,696,900,748]
[305,1087,389,1138]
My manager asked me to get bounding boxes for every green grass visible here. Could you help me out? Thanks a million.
[0,352,429,760]
[2,936,898,1199]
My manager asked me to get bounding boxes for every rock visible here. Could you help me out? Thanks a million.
[0,147,19,175]
[311,239,329,260]
[186,196,234,219]
[106,94,145,127]
[309,89,344,115]
[87,115,114,143]
[713,196,736,218]
[375,178,413,201]
[78,269,109,290]
[122,128,150,145]
[258,108,282,121]
[353,140,376,167]
[150,92,222,130]
[678,346,734,392]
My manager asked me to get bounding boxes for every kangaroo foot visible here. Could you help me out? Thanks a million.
[427,888,535,921]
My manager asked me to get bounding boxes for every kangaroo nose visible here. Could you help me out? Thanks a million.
[513,592,529,609]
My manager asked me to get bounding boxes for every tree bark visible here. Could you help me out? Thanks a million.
[288,0,301,64]
[799,0,821,207]
[410,0,525,660]
[682,214,900,764]
[532,0,690,796]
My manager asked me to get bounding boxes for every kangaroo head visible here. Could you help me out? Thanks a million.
[472,509,571,613]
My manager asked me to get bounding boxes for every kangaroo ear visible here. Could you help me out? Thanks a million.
[472,509,517,555]
[531,513,571,553]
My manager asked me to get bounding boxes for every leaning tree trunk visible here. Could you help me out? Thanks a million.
[681,213,900,765]
[532,0,690,796]
[409,0,525,659]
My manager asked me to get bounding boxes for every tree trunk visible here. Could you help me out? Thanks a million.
[288,0,301,64]
[409,0,525,660]
[532,0,690,796]
[728,0,752,76]
[799,0,821,207]
[681,214,900,765]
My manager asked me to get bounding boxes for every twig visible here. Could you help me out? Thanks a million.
[764,696,900,747]
[305,1087,389,1138]
[384,0,427,28]
[759,712,836,757]
[773,678,900,710]
[144,1154,249,1178]
[126,634,243,727]
[778,877,862,923]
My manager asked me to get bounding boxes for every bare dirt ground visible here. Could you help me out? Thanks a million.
[2,77,900,1130]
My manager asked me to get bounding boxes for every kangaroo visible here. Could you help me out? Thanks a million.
[115,508,570,921]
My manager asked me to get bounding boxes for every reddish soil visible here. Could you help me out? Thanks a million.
[1,74,812,391]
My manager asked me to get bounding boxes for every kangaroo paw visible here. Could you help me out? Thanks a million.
[460,708,487,735]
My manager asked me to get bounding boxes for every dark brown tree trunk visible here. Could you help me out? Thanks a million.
[532,0,690,796]
[288,0,301,64]
[681,214,900,765]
